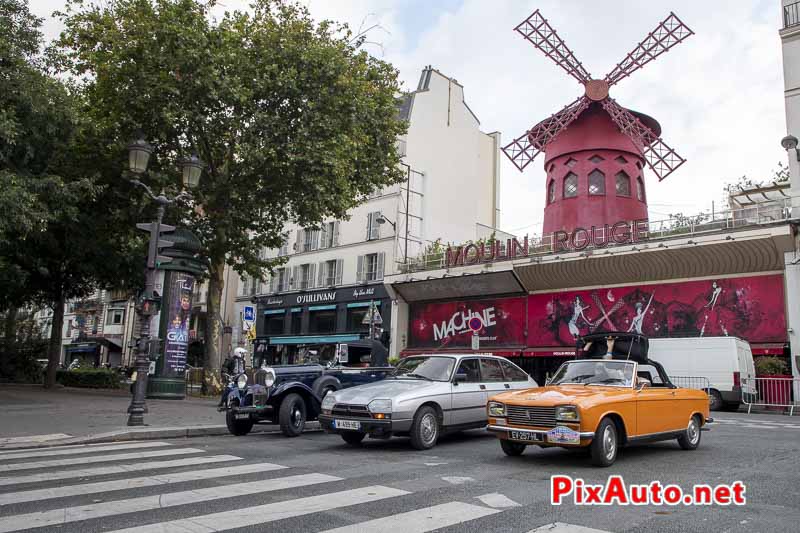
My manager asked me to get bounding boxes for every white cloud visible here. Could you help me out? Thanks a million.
[28,0,790,235]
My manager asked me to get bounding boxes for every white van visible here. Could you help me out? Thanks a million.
[648,337,757,411]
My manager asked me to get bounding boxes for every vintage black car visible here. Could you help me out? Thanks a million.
[220,341,393,437]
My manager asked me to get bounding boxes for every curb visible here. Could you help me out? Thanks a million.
[0,421,322,450]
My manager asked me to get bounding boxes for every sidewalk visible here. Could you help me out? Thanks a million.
[0,384,317,449]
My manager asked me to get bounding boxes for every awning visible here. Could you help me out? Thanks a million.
[523,348,577,358]
[391,270,524,303]
[399,348,523,357]
[269,334,362,345]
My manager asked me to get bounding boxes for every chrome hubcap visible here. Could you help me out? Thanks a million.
[603,425,616,461]
[292,407,303,427]
[420,413,437,444]
[688,418,699,444]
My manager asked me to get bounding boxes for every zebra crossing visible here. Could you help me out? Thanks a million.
[0,439,518,532]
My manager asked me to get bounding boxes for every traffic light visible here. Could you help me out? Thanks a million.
[136,221,176,269]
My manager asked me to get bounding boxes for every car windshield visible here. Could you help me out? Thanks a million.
[392,356,455,382]
[550,360,635,387]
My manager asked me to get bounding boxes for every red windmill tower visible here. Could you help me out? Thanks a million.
[503,10,693,242]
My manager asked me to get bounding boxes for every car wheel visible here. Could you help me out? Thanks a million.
[279,393,307,437]
[341,431,366,446]
[677,414,702,450]
[410,406,440,450]
[707,389,723,411]
[312,375,341,399]
[590,417,619,467]
[225,410,254,436]
[500,439,526,457]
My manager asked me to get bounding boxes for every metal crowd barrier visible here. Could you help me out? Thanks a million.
[741,377,799,416]
[671,376,711,391]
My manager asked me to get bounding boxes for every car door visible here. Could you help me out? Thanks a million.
[449,358,487,426]
[634,364,686,435]
[499,358,535,390]
[477,358,507,423]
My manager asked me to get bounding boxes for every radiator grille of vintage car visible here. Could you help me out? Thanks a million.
[331,404,371,418]
[506,406,557,427]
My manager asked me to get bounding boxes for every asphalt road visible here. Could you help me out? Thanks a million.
[0,410,798,533]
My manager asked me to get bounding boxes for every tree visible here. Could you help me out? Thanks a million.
[0,0,143,387]
[55,0,408,371]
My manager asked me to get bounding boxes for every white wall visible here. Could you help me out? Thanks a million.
[781,0,800,215]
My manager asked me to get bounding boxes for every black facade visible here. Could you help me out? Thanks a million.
[253,283,391,366]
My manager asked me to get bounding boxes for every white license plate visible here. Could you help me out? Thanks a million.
[334,419,361,430]
[234,413,250,420]
[509,430,542,442]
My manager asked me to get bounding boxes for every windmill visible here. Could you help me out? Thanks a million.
[503,10,693,238]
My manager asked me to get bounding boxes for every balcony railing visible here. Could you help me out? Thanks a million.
[399,198,795,273]
[785,1,800,29]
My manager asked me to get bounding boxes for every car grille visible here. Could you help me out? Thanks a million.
[506,406,557,428]
[332,404,371,418]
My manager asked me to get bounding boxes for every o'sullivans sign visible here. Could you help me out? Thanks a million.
[445,219,649,267]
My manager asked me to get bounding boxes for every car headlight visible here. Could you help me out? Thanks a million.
[555,405,579,422]
[321,394,336,412]
[488,401,506,417]
[367,398,392,414]
[236,374,248,390]
[262,368,276,387]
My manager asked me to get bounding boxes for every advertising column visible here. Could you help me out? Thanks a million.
[162,272,195,379]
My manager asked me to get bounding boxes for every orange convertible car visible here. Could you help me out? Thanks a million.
[487,333,712,466]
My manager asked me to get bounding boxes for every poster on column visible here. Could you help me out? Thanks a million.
[163,272,195,377]
[527,274,787,347]
[409,296,526,349]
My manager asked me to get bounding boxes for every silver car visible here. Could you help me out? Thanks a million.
[318,354,538,450]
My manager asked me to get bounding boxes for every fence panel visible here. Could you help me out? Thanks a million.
[741,377,799,416]
[671,376,711,392]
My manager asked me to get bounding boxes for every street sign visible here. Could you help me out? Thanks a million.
[468,316,483,332]
[361,303,383,325]
[471,333,480,350]
[244,306,255,322]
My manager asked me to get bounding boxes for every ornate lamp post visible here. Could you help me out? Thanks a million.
[125,133,203,426]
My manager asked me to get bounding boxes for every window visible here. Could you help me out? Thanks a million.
[318,259,339,287]
[291,311,302,335]
[309,309,337,333]
[278,237,289,257]
[366,212,382,240]
[615,155,628,164]
[499,359,529,382]
[358,253,384,282]
[636,177,645,201]
[106,309,125,326]
[563,172,578,198]
[547,179,556,204]
[455,359,481,382]
[265,313,285,335]
[271,268,288,293]
[303,228,319,252]
[589,155,604,163]
[565,158,577,168]
[294,263,315,290]
[480,358,504,382]
[615,171,631,197]
[347,308,371,332]
[588,169,605,195]
[319,222,338,249]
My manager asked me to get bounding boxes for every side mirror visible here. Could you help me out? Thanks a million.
[453,372,468,384]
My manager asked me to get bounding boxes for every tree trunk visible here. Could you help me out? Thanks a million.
[45,295,65,388]
[1,307,18,375]
[204,261,225,373]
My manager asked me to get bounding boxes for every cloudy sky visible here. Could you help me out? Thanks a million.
[30,0,789,237]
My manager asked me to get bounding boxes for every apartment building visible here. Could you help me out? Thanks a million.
[234,66,503,362]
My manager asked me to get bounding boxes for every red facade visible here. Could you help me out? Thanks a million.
[407,274,786,351]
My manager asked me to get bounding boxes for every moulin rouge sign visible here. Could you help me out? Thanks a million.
[445,219,649,267]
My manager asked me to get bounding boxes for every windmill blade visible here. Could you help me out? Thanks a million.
[604,12,693,87]
[527,96,591,150]
[601,99,686,181]
[515,10,592,83]
[502,131,542,172]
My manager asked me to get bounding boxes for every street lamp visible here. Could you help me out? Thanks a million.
[375,214,396,230]
[125,134,203,426]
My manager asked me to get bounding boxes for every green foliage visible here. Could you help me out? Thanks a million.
[0,309,48,383]
[754,356,790,376]
[56,367,122,388]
